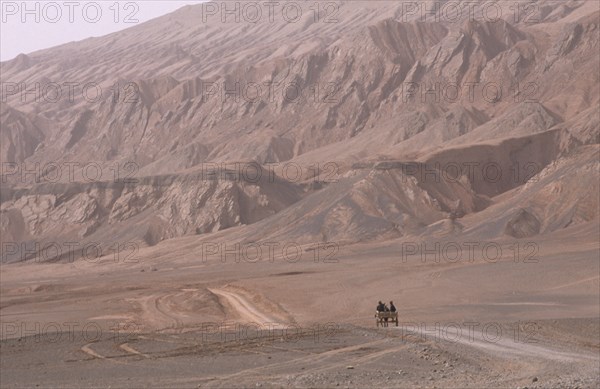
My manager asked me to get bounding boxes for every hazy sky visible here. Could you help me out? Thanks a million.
[0,0,201,61]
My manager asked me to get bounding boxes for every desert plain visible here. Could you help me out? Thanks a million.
[1,1,599,388]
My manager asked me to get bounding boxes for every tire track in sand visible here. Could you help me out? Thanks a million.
[398,326,599,363]
[208,288,285,327]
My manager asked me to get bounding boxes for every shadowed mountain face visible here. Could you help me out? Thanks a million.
[1,1,598,260]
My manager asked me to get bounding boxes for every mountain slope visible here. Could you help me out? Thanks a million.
[1,1,598,257]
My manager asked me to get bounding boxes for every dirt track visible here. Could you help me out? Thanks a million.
[208,288,283,325]
[400,325,599,363]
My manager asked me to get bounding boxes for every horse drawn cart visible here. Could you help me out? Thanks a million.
[375,311,398,327]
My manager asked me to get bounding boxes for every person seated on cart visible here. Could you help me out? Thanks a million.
[376,301,386,312]
[389,301,396,312]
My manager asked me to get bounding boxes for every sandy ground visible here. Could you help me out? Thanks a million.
[1,231,599,388]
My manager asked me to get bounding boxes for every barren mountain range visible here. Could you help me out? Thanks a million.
[1,1,598,258]
[0,1,599,387]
